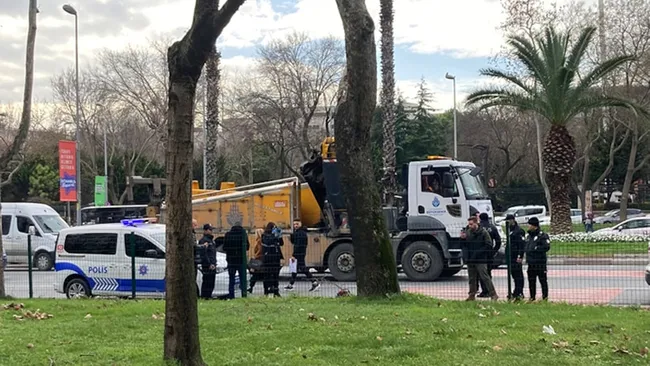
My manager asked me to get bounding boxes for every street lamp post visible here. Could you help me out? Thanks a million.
[63,4,81,225]
[445,73,458,159]
[96,103,108,206]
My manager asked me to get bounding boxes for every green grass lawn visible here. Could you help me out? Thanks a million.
[550,241,648,257]
[1,296,649,365]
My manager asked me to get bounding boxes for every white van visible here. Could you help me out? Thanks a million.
[54,220,242,299]
[2,203,68,270]
[495,205,547,225]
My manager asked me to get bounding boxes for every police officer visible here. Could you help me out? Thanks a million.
[477,213,501,298]
[198,223,217,299]
[525,217,550,301]
[505,214,525,299]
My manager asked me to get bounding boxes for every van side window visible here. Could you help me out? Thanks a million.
[1,215,11,235]
[17,216,39,236]
[124,234,164,258]
[64,233,117,255]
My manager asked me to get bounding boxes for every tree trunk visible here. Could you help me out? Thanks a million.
[205,44,221,190]
[0,0,38,297]
[535,119,552,218]
[379,0,396,206]
[619,129,638,222]
[334,0,400,297]
[542,125,575,234]
[163,1,245,365]
[0,182,4,298]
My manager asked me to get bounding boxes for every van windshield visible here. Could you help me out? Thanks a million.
[33,215,69,234]
[457,167,490,200]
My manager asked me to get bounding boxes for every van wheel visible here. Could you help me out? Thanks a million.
[327,242,356,281]
[34,252,53,271]
[65,278,91,299]
[401,241,444,281]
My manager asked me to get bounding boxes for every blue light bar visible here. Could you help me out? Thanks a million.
[121,218,147,227]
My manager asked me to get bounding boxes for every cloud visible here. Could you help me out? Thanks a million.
[0,0,581,104]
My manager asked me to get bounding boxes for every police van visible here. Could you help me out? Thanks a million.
[54,219,240,299]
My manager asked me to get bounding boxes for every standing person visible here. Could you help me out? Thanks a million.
[223,222,250,299]
[584,212,594,233]
[525,217,550,301]
[198,223,217,299]
[477,213,501,298]
[247,228,264,293]
[261,222,284,297]
[462,216,498,301]
[285,219,319,292]
[505,214,526,300]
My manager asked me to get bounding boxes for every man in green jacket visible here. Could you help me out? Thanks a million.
[461,216,498,301]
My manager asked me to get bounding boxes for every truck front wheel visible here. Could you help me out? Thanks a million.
[401,241,444,281]
[327,242,356,281]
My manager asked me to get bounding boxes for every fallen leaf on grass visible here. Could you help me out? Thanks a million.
[515,311,521,316]
[492,311,500,316]
[247,317,253,323]
[152,313,165,320]
[492,345,503,351]
[84,314,92,319]
[500,329,508,335]
[552,341,569,349]
[639,347,649,356]
[542,325,556,335]
[590,340,601,345]
[361,316,368,320]
[334,315,339,320]
[13,315,24,321]
[319,317,326,322]
[441,318,448,323]
[267,324,273,330]
[613,347,630,355]
[275,347,280,352]
[307,313,317,321]
[376,336,383,342]
[478,313,486,318]
[3,303,25,310]
[27,343,34,349]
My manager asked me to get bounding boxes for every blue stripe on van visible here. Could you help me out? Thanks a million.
[55,262,96,289]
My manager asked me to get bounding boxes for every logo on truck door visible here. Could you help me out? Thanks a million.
[432,197,440,207]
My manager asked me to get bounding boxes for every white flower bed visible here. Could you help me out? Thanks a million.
[550,232,650,243]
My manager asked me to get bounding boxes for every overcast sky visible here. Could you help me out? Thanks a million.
[0,0,585,110]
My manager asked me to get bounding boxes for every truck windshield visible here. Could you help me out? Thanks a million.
[33,215,69,234]
[457,167,490,200]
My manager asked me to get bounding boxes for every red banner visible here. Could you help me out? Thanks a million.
[58,140,77,202]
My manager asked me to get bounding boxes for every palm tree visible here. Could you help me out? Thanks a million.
[380,0,397,206]
[466,26,644,234]
[205,45,220,190]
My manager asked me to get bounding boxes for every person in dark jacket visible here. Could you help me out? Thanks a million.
[525,217,550,301]
[198,223,217,299]
[461,216,498,301]
[505,214,526,299]
[477,213,502,297]
[261,222,284,297]
[285,219,319,292]
[223,222,250,299]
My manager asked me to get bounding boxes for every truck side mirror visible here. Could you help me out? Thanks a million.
[28,225,36,236]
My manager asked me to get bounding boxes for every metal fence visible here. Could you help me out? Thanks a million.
[3,229,649,306]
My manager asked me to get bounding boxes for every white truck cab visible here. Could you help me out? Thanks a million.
[2,203,68,270]
[408,157,494,238]
[54,219,240,299]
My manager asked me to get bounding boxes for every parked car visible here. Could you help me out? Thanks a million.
[54,219,242,299]
[571,209,583,224]
[645,242,650,287]
[593,209,644,224]
[495,205,547,225]
[593,217,650,236]
[2,203,68,271]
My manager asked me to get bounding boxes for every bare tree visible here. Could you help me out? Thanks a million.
[0,0,37,297]
[231,32,344,176]
[163,0,245,364]
[334,0,400,297]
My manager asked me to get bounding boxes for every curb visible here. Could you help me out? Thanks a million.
[547,257,647,265]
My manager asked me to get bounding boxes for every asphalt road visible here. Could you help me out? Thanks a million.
[4,265,649,305]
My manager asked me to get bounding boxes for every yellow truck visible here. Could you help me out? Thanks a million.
[162,137,497,281]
